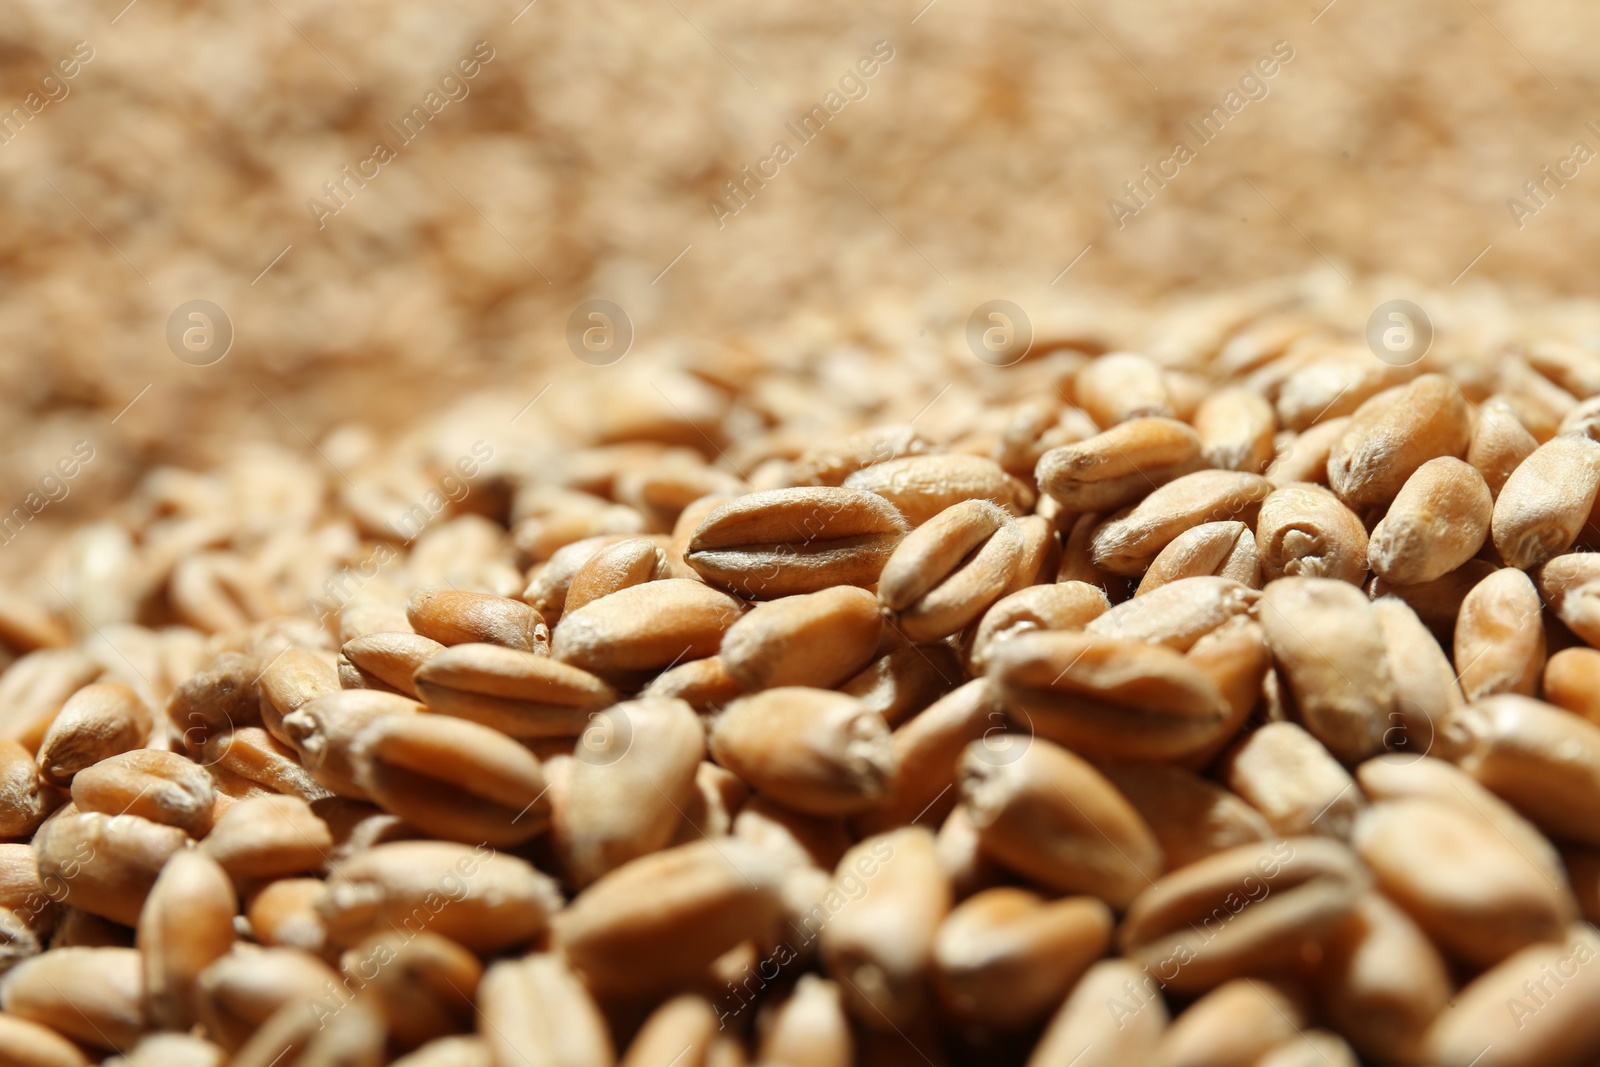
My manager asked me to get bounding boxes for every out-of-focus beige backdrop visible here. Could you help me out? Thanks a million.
[3,0,1598,514]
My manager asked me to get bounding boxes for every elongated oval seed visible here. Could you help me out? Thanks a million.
[199,795,334,881]
[1151,978,1307,1067]
[194,945,341,1051]
[1535,551,1600,647]
[1328,374,1472,511]
[1425,923,1600,1067]
[1351,797,1573,966]
[989,630,1231,762]
[256,647,339,743]
[1256,577,1394,764]
[1454,566,1545,700]
[478,954,613,1067]
[959,737,1162,908]
[69,750,215,838]
[933,888,1111,1029]
[1544,647,1600,724]
[0,946,145,1051]
[1367,457,1492,584]
[1035,417,1203,512]
[1468,397,1539,499]
[35,683,151,788]
[33,810,189,926]
[318,841,562,954]
[0,1013,91,1067]
[564,537,669,614]
[340,632,444,700]
[843,454,1032,527]
[1223,722,1367,840]
[1091,470,1274,576]
[686,487,909,599]
[353,713,550,846]
[1255,483,1369,585]
[350,930,483,1050]
[412,643,618,738]
[1101,761,1273,870]
[1118,837,1370,993]
[1439,695,1600,846]
[1075,351,1174,426]
[138,850,237,1031]
[966,582,1110,673]
[1085,576,1258,652]
[556,697,704,887]
[1026,958,1168,1067]
[817,828,950,1028]
[710,689,894,816]
[719,586,882,691]
[1316,892,1451,1067]
[552,579,744,679]
[280,690,422,799]
[878,500,1022,642]
[1195,387,1277,473]
[553,839,784,997]
[1492,434,1600,569]
[0,741,55,840]
[404,588,546,652]
[1136,521,1261,594]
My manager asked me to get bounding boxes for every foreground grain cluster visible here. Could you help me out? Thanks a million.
[6,302,1600,1067]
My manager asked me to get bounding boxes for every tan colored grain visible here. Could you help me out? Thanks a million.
[1026,959,1167,1067]
[280,689,422,799]
[817,828,949,1029]
[553,578,743,680]
[1327,374,1472,511]
[1467,397,1539,499]
[1535,551,1600,647]
[965,582,1109,673]
[1264,415,1351,488]
[556,697,703,887]
[33,810,188,927]
[137,850,237,1031]
[553,839,784,997]
[1137,521,1262,594]
[1151,979,1306,1067]
[933,888,1110,1030]
[1223,722,1367,840]
[1034,417,1203,512]
[344,930,481,1050]
[1352,797,1573,965]
[710,688,894,816]
[843,454,1032,527]
[988,630,1232,762]
[1256,577,1394,763]
[404,588,546,653]
[563,537,671,616]
[194,945,339,1051]
[877,500,1022,642]
[1075,352,1175,427]
[0,947,145,1051]
[200,795,333,881]
[1425,924,1600,1067]
[1194,387,1277,473]
[685,487,909,598]
[412,642,618,738]
[1439,694,1600,846]
[69,750,215,838]
[318,841,561,954]
[720,586,881,691]
[33,683,151,788]
[1091,470,1274,576]
[1085,576,1258,652]
[1118,837,1369,994]
[1100,761,1274,871]
[1544,646,1600,724]
[1454,566,1545,700]
[1491,434,1600,568]
[353,713,550,846]
[958,737,1161,907]
[755,975,853,1067]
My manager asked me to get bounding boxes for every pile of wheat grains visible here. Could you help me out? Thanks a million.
[4,279,1600,1067]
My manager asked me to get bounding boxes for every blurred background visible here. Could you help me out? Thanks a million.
[3,0,1600,573]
